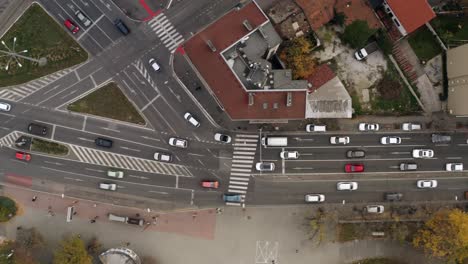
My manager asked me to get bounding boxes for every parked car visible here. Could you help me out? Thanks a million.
[355,41,379,60]
[214,133,231,143]
[75,9,92,27]
[114,19,129,35]
[223,194,242,202]
[107,169,124,178]
[149,58,160,71]
[201,181,219,189]
[399,163,418,171]
[95,137,113,148]
[305,124,326,132]
[385,192,403,201]
[127,217,144,226]
[365,205,384,214]
[417,180,437,189]
[358,123,380,131]
[330,136,350,145]
[99,182,117,191]
[380,136,401,145]
[446,163,463,171]
[0,102,11,112]
[64,19,79,34]
[154,152,173,162]
[305,194,325,203]
[401,123,421,131]
[168,137,188,148]
[431,133,451,143]
[28,123,47,136]
[15,151,31,161]
[255,162,275,172]
[412,149,434,158]
[184,112,200,127]
[280,151,299,160]
[345,163,364,173]
[337,182,358,191]
[346,150,365,158]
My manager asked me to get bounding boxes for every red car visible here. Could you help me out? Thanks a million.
[64,19,80,34]
[345,163,364,173]
[201,181,219,189]
[16,152,31,161]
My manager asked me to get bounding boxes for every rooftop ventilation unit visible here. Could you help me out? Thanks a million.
[243,20,253,31]
[248,93,254,106]
[206,40,216,52]
[286,92,292,107]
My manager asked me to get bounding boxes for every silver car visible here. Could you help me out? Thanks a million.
[365,205,384,214]
[330,136,350,145]
[168,137,188,148]
[417,180,437,189]
[337,182,358,191]
[75,10,92,27]
[154,152,173,162]
[380,136,401,145]
[99,182,117,191]
[305,194,325,203]
[107,169,124,178]
[255,162,275,172]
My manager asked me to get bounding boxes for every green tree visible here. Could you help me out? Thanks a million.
[0,197,17,222]
[53,235,92,264]
[342,20,376,49]
[413,209,468,262]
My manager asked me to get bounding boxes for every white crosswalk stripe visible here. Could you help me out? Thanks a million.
[0,131,21,147]
[225,134,259,206]
[0,69,73,101]
[147,14,184,53]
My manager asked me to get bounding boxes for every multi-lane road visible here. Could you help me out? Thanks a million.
[0,0,466,210]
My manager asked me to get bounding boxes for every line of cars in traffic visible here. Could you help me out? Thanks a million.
[63,8,131,36]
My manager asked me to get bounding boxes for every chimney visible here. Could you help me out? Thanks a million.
[243,20,253,31]
[206,40,216,52]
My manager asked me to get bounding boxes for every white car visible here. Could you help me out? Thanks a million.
[184,112,200,127]
[255,162,275,172]
[168,137,188,148]
[337,182,358,191]
[412,149,434,158]
[280,151,299,160]
[99,183,117,191]
[154,152,173,162]
[305,124,326,132]
[401,123,421,131]
[149,58,160,72]
[417,180,437,189]
[107,169,124,178]
[365,205,384,214]
[446,163,463,171]
[330,136,350,145]
[214,133,231,143]
[75,10,92,27]
[380,136,401,145]
[358,123,380,131]
[305,194,325,203]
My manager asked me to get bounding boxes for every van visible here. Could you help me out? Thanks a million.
[305,124,326,132]
[108,213,127,223]
[0,102,11,112]
[261,136,288,147]
[114,19,129,35]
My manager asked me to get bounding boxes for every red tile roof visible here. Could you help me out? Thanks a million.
[306,64,336,92]
[184,2,306,120]
[295,0,336,30]
[335,0,381,29]
[386,0,435,34]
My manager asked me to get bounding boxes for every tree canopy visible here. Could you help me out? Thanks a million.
[413,209,468,262]
[280,35,316,79]
[53,235,92,264]
[342,20,376,49]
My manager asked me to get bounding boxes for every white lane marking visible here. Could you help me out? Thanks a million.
[120,146,141,152]
[446,157,462,159]
[141,136,161,142]
[148,190,169,195]
[188,153,205,157]
[85,168,105,173]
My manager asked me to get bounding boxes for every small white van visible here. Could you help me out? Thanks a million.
[108,213,127,223]
[261,136,288,147]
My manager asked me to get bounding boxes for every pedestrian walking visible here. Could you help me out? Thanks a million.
[73,211,77,216]
[90,219,96,223]
[32,196,37,202]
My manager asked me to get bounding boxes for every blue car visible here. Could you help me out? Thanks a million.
[223,194,242,202]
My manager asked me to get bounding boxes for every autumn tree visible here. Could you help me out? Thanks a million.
[413,209,468,262]
[280,36,316,79]
[342,20,376,49]
[53,235,92,264]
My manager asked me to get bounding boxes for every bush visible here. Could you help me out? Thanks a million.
[31,138,68,156]
[342,20,377,49]
[376,29,393,55]
[0,197,17,222]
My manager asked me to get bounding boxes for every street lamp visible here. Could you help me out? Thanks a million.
[0,37,46,71]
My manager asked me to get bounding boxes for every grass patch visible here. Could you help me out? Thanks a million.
[351,93,363,115]
[67,82,145,125]
[352,258,408,264]
[337,222,422,243]
[408,27,442,62]
[338,223,365,242]
[431,15,468,46]
[0,196,17,222]
[31,138,68,156]
[0,4,87,87]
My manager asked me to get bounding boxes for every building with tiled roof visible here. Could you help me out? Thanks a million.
[383,0,436,36]
[295,0,335,30]
[447,43,468,116]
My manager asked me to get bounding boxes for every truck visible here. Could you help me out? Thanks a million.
[354,41,379,60]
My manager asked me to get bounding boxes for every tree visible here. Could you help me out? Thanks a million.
[342,20,377,49]
[53,235,92,264]
[331,9,346,26]
[279,36,316,79]
[16,228,44,250]
[413,209,468,262]
[0,197,17,222]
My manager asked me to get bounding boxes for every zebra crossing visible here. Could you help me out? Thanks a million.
[70,145,193,176]
[133,60,156,88]
[0,68,73,101]
[226,134,259,206]
[147,13,184,53]
[0,131,21,147]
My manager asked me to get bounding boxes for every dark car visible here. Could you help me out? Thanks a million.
[385,192,403,201]
[431,133,451,143]
[28,123,47,136]
[346,150,365,158]
[114,19,130,35]
[95,137,113,148]
[127,217,144,226]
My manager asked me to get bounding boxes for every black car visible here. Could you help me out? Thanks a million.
[127,217,144,226]
[385,192,403,201]
[28,123,47,136]
[95,137,113,148]
[114,19,129,35]
[346,149,365,158]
